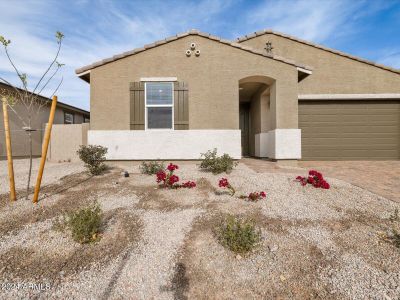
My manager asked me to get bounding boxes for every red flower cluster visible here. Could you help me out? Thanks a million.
[247,191,266,201]
[296,170,330,189]
[155,164,196,189]
[218,178,235,196]
[181,181,196,188]
[167,163,179,172]
[156,170,167,183]
[218,178,229,188]
[168,174,179,186]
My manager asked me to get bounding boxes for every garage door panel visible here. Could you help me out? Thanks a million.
[340,126,398,134]
[299,100,400,160]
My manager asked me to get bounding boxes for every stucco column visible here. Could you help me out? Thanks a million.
[255,69,301,159]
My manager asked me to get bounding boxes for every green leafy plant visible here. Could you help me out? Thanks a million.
[140,160,165,175]
[199,148,238,174]
[66,203,102,244]
[216,215,261,254]
[77,145,108,175]
[389,209,399,222]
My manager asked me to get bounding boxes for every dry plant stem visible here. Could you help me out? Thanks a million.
[33,96,57,203]
[2,99,16,201]
[228,185,235,196]
[25,129,32,200]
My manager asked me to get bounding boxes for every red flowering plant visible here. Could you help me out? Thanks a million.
[238,191,266,201]
[296,170,330,189]
[156,163,196,189]
[218,178,235,196]
[218,178,266,201]
[247,191,266,201]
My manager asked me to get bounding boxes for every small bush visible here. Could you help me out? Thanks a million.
[216,215,261,254]
[77,145,107,175]
[389,209,399,222]
[199,148,238,174]
[66,203,102,244]
[140,161,165,175]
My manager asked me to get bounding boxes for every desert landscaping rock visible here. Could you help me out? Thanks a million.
[0,159,399,299]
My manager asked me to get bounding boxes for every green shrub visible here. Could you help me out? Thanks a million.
[199,148,238,174]
[77,145,108,175]
[66,203,102,244]
[389,209,399,222]
[216,215,261,254]
[139,160,165,175]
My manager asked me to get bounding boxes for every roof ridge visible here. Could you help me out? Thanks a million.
[0,82,90,114]
[75,29,312,75]
[236,29,400,75]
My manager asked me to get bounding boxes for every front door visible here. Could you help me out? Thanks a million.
[239,103,250,156]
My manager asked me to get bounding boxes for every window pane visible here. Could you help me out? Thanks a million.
[147,107,172,129]
[146,82,173,105]
[64,113,74,124]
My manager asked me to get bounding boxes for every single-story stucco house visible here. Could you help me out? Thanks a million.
[76,29,400,161]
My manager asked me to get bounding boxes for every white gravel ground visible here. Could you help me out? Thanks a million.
[0,160,399,299]
[0,158,85,195]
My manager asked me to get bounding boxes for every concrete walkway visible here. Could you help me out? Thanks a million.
[241,158,400,203]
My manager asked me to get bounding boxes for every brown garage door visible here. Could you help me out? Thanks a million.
[299,100,400,160]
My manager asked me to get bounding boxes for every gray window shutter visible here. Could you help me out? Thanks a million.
[130,82,145,130]
[174,82,189,130]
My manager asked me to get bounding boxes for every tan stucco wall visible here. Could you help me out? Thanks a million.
[240,34,400,94]
[89,35,299,131]
[48,123,89,162]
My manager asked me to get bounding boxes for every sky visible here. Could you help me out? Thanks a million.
[0,0,399,111]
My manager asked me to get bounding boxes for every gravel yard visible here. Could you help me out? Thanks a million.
[0,159,399,299]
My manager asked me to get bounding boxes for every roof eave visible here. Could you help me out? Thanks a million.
[237,29,400,75]
[77,70,90,83]
[75,29,312,75]
[297,66,312,82]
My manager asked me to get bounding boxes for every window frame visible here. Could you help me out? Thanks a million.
[64,112,74,124]
[144,81,174,130]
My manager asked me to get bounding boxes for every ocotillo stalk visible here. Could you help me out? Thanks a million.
[32,96,57,203]
[2,98,16,201]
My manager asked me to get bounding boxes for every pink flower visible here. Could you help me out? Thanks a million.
[247,191,266,201]
[321,180,330,189]
[167,163,179,172]
[218,178,235,196]
[156,170,166,183]
[219,178,229,188]
[182,181,196,188]
[168,174,179,186]
[296,170,330,189]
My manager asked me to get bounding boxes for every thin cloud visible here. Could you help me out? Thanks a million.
[0,0,232,110]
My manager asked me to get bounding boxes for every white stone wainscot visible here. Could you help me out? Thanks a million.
[88,130,242,160]
[255,129,301,159]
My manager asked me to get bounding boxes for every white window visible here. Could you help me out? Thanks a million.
[64,112,74,124]
[145,82,174,129]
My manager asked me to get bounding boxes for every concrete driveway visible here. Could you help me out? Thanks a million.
[241,158,400,203]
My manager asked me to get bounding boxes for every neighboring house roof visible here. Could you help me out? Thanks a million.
[75,29,313,78]
[0,82,90,115]
[236,29,400,75]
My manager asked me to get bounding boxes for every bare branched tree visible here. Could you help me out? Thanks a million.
[0,31,64,200]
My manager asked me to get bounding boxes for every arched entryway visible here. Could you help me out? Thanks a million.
[239,76,275,157]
